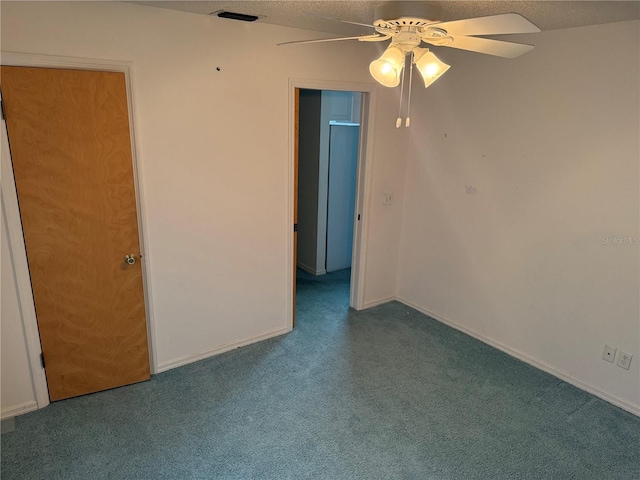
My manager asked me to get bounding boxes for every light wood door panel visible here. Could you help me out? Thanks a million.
[1,66,150,401]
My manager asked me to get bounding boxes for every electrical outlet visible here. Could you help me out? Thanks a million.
[617,351,633,370]
[383,192,393,206]
[602,344,616,363]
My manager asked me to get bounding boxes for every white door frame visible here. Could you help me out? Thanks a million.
[288,78,377,324]
[1,52,158,410]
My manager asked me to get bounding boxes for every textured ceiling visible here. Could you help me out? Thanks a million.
[130,1,640,35]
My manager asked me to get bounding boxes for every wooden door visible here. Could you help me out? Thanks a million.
[1,66,150,401]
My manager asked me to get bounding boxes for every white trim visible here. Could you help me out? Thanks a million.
[121,62,159,374]
[1,52,158,405]
[361,296,396,310]
[351,90,377,310]
[288,78,378,327]
[1,113,50,411]
[1,52,134,73]
[157,327,291,373]
[397,297,640,417]
[297,262,326,276]
[1,401,38,420]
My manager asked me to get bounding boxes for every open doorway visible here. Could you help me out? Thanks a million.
[294,88,363,325]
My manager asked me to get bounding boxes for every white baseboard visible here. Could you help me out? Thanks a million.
[1,400,38,420]
[397,297,640,417]
[157,326,291,373]
[360,296,396,310]
[297,262,326,276]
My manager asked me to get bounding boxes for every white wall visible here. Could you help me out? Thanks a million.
[0,1,407,412]
[397,20,640,413]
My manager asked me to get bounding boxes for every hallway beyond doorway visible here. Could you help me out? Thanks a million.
[296,268,351,322]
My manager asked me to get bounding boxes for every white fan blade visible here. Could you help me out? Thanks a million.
[433,13,540,36]
[435,36,534,58]
[278,34,383,46]
[360,35,391,43]
[309,14,397,34]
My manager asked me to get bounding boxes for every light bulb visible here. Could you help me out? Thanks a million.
[414,48,450,88]
[369,45,405,88]
[424,63,439,78]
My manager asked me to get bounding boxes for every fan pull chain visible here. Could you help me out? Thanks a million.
[396,53,407,128]
[405,51,414,128]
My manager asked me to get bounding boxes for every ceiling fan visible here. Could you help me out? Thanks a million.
[279,1,540,127]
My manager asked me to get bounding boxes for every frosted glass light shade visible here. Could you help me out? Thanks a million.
[414,48,450,88]
[369,45,405,87]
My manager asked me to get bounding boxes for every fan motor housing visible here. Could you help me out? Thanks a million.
[373,1,443,26]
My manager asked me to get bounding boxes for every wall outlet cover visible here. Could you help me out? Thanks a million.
[602,344,616,363]
[617,351,633,370]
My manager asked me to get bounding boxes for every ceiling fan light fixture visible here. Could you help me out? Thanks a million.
[278,6,540,126]
[369,45,405,87]
[414,48,450,88]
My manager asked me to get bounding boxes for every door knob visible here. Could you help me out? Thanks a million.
[124,254,136,265]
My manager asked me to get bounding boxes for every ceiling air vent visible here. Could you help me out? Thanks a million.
[210,10,260,22]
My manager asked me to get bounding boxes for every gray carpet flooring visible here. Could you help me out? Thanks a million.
[2,268,639,479]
